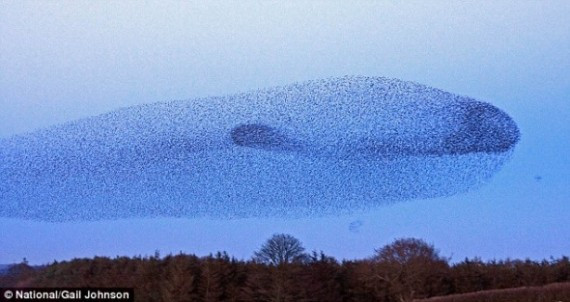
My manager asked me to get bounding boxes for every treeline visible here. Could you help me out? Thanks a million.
[1,236,569,302]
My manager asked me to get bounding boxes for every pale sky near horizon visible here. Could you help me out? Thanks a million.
[1,1,569,265]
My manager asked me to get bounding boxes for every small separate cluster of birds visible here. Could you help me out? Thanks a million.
[0,76,520,221]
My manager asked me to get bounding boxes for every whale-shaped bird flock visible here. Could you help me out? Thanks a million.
[0,76,520,221]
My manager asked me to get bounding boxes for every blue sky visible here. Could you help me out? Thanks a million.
[0,1,569,264]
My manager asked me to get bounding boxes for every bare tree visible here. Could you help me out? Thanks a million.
[254,234,307,266]
[370,238,450,302]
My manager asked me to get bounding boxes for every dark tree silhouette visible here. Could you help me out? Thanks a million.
[253,234,307,266]
[160,255,199,301]
[371,238,450,302]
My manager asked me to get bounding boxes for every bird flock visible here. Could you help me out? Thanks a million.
[0,76,520,221]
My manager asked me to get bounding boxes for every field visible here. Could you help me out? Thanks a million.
[417,282,570,302]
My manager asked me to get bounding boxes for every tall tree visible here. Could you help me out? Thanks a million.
[159,255,199,302]
[253,234,307,266]
[371,238,450,302]
[199,256,224,302]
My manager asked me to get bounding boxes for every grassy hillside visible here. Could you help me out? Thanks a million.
[417,282,570,302]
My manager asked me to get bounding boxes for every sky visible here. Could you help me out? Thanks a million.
[0,1,569,265]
